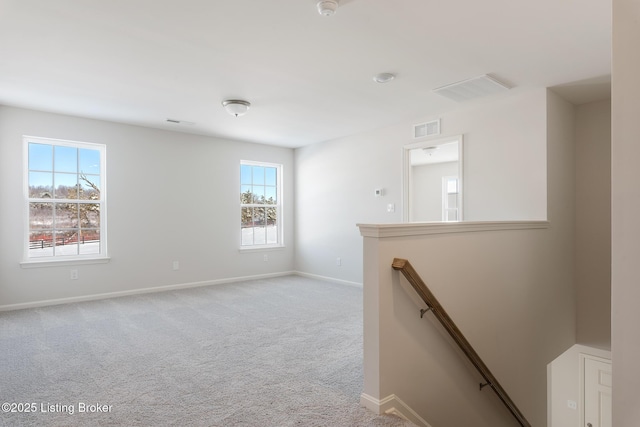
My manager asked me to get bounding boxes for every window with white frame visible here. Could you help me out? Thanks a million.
[24,136,107,260]
[240,161,282,247]
[442,176,459,222]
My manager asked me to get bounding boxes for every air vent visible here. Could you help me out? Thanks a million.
[433,74,511,102]
[166,118,196,125]
[413,119,441,139]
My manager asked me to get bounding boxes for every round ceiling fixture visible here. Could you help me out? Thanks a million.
[317,0,339,16]
[423,146,439,156]
[373,73,396,84]
[222,100,251,117]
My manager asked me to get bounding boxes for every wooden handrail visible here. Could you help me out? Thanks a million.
[392,258,531,427]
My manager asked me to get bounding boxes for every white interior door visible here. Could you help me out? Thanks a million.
[584,356,612,427]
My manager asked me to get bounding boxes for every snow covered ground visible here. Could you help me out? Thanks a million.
[29,241,100,257]
[241,225,278,246]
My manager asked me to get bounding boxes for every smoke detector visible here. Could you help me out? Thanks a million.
[373,73,396,84]
[317,0,339,16]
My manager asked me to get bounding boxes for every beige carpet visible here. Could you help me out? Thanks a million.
[0,275,415,426]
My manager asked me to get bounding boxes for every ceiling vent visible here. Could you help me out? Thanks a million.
[433,74,511,102]
[413,119,441,139]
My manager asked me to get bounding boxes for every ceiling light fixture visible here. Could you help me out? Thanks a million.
[222,100,251,117]
[423,146,439,156]
[317,0,339,16]
[373,73,395,83]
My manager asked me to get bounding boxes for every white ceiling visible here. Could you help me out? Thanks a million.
[0,0,611,148]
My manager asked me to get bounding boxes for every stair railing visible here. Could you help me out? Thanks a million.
[392,258,531,427]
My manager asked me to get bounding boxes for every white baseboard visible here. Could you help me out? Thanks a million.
[0,271,296,312]
[360,393,431,427]
[294,271,362,288]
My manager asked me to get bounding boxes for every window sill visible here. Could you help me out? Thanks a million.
[238,245,285,253]
[20,257,111,269]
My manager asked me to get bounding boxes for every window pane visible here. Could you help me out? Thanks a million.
[79,148,100,175]
[29,172,53,198]
[265,186,277,204]
[447,178,458,194]
[252,207,265,226]
[241,185,252,203]
[241,207,252,228]
[29,203,53,230]
[252,207,266,244]
[55,203,79,228]
[80,203,100,228]
[252,186,265,203]
[29,231,54,257]
[266,225,278,245]
[79,229,100,255]
[79,174,100,200]
[252,227,266,245]
[55,173,79,199]
[265,167,276,186]
[54,230,79,256]
[54,146,77,173]
[447,194,457,209]
[241,227,253,246]
[252,166,265,185]
[266,207,277,226]
[29,143,53,171]
[240,164,252,185]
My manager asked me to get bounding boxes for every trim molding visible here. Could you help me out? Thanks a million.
[360,393,432,427]
[294,271,362,288]
[357,220,549,238]
[20,257,111,269]
[0,271,296,312]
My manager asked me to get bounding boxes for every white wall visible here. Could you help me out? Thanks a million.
[612,0,640,424]
[295,88,548,284]
[0,106,295,308]
[359,222,576,427]
[545,96,610,427]
[575,99,611,349]
[411,161,458,221]
[358,89,576,427]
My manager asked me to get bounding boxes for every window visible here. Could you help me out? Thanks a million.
[442,176,459,222]
[240,161,282,247]
[24,136,107,261]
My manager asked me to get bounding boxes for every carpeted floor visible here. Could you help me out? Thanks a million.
[0,275,415,426]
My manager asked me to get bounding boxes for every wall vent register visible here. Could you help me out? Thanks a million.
[413,119,441,139]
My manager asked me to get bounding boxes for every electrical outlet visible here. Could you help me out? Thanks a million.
[70,269,78,280]
[263,254,269,262]
[567,400,577,410]
[172,261,180,271]
[387,203,395,213]
[336,257,342,266]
